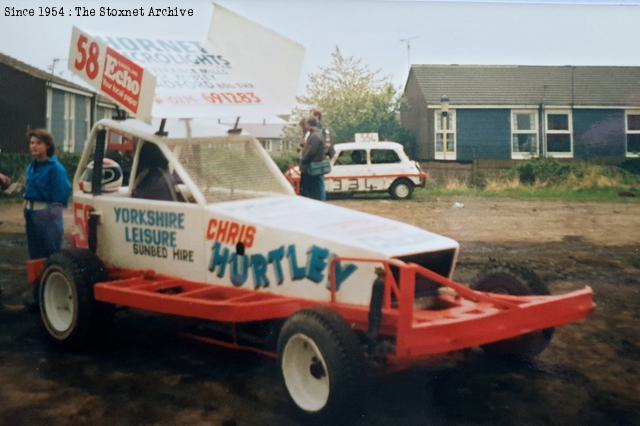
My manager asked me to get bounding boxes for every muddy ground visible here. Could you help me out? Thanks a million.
[1,197,639,425]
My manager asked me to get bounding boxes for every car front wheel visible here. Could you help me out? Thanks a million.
[277,308,365,423]
[389,179,414,200]
[40,249,113,348]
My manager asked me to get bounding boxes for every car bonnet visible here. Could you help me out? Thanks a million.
[206,196,459,258]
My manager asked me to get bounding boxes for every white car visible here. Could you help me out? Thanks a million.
[27,118,593,424]
[288,141,427,199]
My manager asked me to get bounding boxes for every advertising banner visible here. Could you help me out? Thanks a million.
[68,3,304,120]
[68,26,156,122]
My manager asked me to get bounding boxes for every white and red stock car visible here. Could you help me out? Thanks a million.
[26,116,595,422]
[287,140,427,200]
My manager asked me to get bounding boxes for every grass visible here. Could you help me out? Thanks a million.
[413,182,639,203]
[410,159,640,203]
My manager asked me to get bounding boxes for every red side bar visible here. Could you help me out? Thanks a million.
[26,258,46,285]
[94,277,307,323]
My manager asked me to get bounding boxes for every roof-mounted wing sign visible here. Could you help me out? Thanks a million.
[68,3,305,121]
[69,26,156,121]
[205,4,305,119]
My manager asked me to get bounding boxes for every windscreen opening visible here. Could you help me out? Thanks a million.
[173,139,291,203]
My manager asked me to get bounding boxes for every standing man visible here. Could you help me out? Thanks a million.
[309,109,334,201]
[23,129,72,260]
[299,118,325,200]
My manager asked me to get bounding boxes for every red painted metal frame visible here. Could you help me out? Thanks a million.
[85,257,594,364]
[26,258,46,285]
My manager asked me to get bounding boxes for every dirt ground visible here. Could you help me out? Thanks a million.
[1,196,639,425]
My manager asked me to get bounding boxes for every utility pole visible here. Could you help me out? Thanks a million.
[399,36,419,68]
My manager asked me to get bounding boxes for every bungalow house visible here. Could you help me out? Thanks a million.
[401,65,640,162]
[0,52,116,154]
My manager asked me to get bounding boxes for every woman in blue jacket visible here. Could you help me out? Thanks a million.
[23,129,71,259]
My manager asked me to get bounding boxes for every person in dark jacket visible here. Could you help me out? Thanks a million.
[299,118,325,200]
[23,129,71,260]
[132,143,181,202]
[309,110,334,201]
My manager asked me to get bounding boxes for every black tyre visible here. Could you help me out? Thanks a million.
[389,179,414,200]
[277,308,365,424]
[39,249,113,349]
[472,263,554,360]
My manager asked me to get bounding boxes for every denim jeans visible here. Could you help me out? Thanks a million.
[24,203,64,259]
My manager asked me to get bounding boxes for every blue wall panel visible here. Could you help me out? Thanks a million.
[573,110,625,158]
[457,109,511,161]
[74,96,88,153]
[51,90,65,147]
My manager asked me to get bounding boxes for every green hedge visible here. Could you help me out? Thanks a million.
[0,153,81,182]
[618,158,640,176]
[272,153,299,173]
[507,158,638,187]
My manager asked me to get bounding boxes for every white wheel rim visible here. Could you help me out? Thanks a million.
[43,270,75,334]
[281,333,330,412]
[395,184,410,198]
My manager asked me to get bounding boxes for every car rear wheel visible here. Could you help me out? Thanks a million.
[40,249,113,348]
[277,308,365,423]
[389,179,414,200]
[472,264,554,360]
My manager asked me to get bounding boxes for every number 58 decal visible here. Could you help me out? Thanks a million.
[69,26,106,84]
[74,34,101,80]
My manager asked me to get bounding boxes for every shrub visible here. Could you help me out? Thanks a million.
[0,152,81,183]
[618,158,640,176]
[57,153,82,180]
[512,158,573,186]
[272,153,299,173]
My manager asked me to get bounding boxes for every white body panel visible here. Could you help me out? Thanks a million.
[73,119,457,307]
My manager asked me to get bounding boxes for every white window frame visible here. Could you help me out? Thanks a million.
[434,109,456,160]
[625,109,640,158]
[85,97,91,140]
[544,109,573,158]
[511,109,539,159]
[63,93,75,153]
[46,88,52,130]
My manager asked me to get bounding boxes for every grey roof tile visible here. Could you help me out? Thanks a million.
[408,64,640,106]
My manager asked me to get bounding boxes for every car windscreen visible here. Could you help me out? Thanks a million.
[172,139,291,203]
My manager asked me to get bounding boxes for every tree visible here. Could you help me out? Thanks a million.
[284,47,415,155]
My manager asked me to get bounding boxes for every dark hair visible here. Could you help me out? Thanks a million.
[306,117,318,128]
[311,109,322,121]
[27,129,55,157]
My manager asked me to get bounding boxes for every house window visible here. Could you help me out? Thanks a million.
[511,110,538,159]
[63,93,75,153]
[544,110,573,158]
[260,139,272,152]
[46,88,52,130]
[626,110,640,157]
[85,97,91,139]
[434,110,456,160]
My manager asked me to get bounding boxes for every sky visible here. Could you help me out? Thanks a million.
[0,0,639,98]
